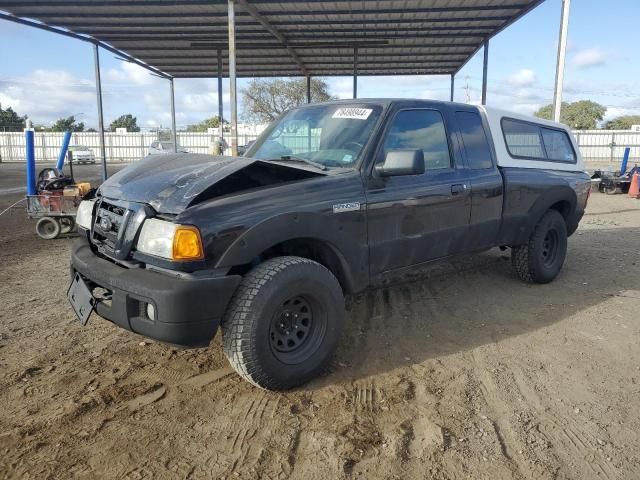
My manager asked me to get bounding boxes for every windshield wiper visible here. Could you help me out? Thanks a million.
[267,155,327,171]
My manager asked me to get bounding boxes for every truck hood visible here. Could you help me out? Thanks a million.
[98,153,325,214]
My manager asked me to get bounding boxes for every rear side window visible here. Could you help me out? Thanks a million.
[455,111,493,169]
[541,128,576,162]
[382,109,452,170]
[501,118,576,163]
[502,118,545,158]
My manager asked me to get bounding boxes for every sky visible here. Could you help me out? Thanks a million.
[0,0,639,130]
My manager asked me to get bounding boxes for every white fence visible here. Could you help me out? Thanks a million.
[1,129,639,165]
[574,130,640,164]
[0,131,260,163]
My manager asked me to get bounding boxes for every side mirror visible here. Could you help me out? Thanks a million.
[375,150,425,177]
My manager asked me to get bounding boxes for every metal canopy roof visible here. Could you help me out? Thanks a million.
[0,0,543,79]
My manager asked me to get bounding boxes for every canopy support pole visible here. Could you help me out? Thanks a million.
[217,48,224,140]
[93,42,107,181]
[306,75,311,103]
[228,0,238,156]
[169,78,177,153]
[481,40,488,105]
[552,0,571,122]
[353,46,358,99]
[450,74,455,102]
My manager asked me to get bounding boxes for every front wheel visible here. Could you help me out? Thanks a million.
[221,256,344,390]
[511,210,568,284]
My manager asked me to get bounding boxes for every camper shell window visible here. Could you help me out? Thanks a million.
[500,117,577,164]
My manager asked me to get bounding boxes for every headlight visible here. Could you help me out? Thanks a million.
[76,199,96,230]
[136,218,204,261]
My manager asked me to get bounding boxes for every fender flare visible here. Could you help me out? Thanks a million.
[214,211,365,292]
[521,185,577,241]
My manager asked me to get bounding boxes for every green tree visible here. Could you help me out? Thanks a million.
[0,104,26,131]
[109,114,140,132]
[186,115,226,132]
[603,115,640,130]
[241,78,334,122]
[50,115,85,132]
[534,100,606,130]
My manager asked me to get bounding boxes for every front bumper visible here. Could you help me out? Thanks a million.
[70,239,241,347]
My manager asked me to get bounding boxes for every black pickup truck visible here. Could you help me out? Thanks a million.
[69,99,590,390]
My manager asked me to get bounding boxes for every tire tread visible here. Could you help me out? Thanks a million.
[222,256,341,390]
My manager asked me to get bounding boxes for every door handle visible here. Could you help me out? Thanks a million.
[451,184,465,195]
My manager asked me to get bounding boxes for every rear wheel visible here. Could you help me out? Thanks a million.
[511,209,568,284]
[35,217,61,240]
[221,256,344,390]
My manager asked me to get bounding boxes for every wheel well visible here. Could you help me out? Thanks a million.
[227,238,352,293]
[549,200,572,225]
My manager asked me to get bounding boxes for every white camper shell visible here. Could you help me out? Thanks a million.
[479,106,584,172]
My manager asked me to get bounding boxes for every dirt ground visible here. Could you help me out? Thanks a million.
[1,163,640,479]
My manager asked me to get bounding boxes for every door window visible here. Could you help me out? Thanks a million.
[456,111,493,169]
[382,109,452,170]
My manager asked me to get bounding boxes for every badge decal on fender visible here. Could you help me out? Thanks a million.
[333,202,361,213]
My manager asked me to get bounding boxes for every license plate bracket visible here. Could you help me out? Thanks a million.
[67,273,95,325]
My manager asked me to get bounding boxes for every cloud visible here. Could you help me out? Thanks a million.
[104,62,160,87]
[572,48,607,69]
[0,69,95,125]
[506,69,537,88]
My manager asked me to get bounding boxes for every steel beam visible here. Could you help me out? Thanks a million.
[481,40,488,105]
[156,60,461,70]
[102,32,488,42]
[552,0,570,122]
[217,49,224,140]
[169,77,177,153]
[450,74,455,102]
[306,76,311,103]
[228,0,238,156]
[44,16,512,27]
[0,2,526,14]
[173,68,455,78]
[353,47,358,99]
[93,43,107,181]
[133,52,473,60]
[234,0,307,76]
[124,41,479,51]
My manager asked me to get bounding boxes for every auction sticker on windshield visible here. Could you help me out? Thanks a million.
[332,108,372,120]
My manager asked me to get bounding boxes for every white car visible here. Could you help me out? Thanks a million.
[148,141,188,155]
[68,145,96,164]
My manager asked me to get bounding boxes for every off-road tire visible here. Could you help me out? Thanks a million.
[35,217,61,240]
[221,256,344,390]
[511,209,568,284]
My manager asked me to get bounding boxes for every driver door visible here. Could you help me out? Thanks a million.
[365,106,471,275]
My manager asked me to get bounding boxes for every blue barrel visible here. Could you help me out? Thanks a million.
[56,130,72,171]
[25,129,36,195]
[620,147,630,175]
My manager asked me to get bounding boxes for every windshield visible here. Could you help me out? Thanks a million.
[247,103,383,168]
[69,145,89,151]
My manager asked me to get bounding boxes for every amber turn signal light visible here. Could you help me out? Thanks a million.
[172,225,204,261]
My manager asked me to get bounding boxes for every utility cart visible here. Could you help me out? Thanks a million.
[26,194,79,239]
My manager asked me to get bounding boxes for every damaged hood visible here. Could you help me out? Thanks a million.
[98,153,324,214]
